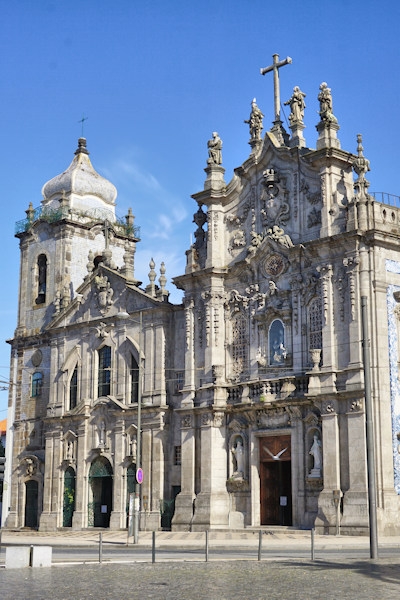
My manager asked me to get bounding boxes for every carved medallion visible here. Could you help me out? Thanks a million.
[264,253,285,277]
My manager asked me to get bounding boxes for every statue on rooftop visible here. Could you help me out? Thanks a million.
[284,86,306,124]
[244,98,264,141]
[318,82,337,123]
[207,132,223,165]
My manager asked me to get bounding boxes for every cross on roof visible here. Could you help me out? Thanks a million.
[260,54,292,121]
[78,114,88,137]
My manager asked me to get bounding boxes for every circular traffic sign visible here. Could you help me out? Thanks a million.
[136,467,143,484]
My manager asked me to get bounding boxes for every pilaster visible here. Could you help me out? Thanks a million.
[191,411,229,530]
[315,402,341,534]
[171,412,196,530]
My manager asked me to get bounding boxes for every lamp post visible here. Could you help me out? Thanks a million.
[117,310,143,544]
[134,310,142,544]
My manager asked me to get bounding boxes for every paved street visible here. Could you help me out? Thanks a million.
[1,530,400,599]
[1,560,400,599]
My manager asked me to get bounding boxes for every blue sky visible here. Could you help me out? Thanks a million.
[0,0,399,415]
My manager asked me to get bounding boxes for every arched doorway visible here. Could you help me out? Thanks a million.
[88,457,113,527]
[24,480,39,528]
[63,467,76,527]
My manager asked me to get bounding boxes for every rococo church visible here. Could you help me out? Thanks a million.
[3,57,400,535]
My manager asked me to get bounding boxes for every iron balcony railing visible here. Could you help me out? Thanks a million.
[15,204,141,240]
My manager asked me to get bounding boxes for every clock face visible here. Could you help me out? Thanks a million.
[264,253,285,277]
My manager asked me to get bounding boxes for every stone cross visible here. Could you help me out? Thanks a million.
[260,54,292,121]
[78,114,88,136]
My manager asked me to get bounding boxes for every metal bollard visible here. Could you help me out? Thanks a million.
[152,531,156,564]
[311,528,315,561]
[258,530,262,561]
[99,531,103,564]
[205,530,209,562]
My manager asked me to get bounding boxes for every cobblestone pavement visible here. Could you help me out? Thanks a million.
[1,559,400,600]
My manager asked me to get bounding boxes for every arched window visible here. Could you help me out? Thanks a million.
[231,314,247,377]
[269,319,286,365]
[69,366,78,410]
[130,355,139,404]
[309,297,323,350]
[35,254,47,304]
[98,346,111,397]
[31,372,43,397]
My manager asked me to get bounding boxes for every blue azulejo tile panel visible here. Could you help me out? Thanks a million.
[386,279,400,494]
[386,259,400,275]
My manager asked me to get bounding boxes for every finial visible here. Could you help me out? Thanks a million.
[75,137,89,156]
[353,133,370,188]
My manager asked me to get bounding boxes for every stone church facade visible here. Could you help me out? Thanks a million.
[4,72,400,535]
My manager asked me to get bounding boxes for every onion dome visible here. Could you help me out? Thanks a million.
[41,138,117,215]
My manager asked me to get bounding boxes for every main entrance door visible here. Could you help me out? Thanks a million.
[260,435,292,526]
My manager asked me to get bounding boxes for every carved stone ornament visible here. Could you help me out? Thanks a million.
[31,349,43,367]
[257,408,290,429]
[263,253,286,277]
[94,274,114,315]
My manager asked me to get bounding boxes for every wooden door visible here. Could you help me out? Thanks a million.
[260,435,292,526]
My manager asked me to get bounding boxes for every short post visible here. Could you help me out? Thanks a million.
[311,528,315,561]
[99,531,103,564]
[258,530,262,561]
[205,530,209,562]
[152,531,156,564]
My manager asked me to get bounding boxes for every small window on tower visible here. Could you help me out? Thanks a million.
[35,254,47,304]
[31,372,43,397]
[174,446,182,466]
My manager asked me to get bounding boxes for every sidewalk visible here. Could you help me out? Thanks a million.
[2,528,400,550]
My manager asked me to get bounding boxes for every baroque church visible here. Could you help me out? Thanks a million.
[3,58,400,535]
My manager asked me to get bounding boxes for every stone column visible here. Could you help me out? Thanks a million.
[315,402,341,534]
[39,426,61,531]
[72,420,88,530]
[341,399,369,532]
[138,425,160,531]
[191,411,229,530]
[109,418,125,529]
[172,412,196,531]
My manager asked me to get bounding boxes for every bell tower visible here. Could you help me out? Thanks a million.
[14,138,140,337]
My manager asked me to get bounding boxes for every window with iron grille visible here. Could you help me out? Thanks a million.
[232,315,247,376]
[174,445,182,465]
[309,297,323,358]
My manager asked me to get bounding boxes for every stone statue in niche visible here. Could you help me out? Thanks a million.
[66,439,74,461]
[129,434,137,460]
[231,437,245,478]
[309,434,322,477]
[98,420,106,448]
[207,132,222,165]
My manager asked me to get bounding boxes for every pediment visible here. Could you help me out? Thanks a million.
[45,265,165,332]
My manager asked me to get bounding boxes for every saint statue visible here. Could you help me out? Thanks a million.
[318,82,337,123]
[309,435,322,475]
[207,132,223,165]
[232,437,245,476]
[244,98,264,141]
[284,86,306,124]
